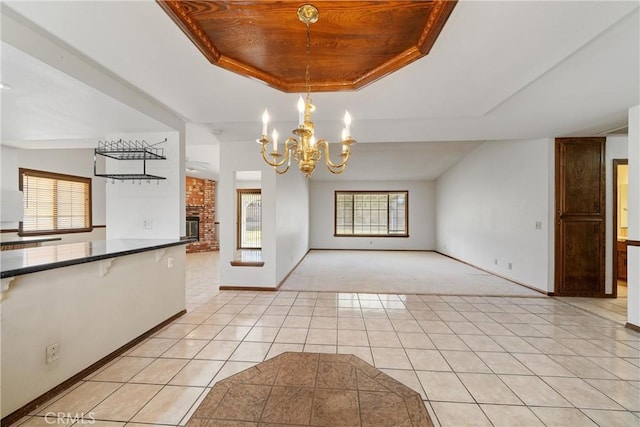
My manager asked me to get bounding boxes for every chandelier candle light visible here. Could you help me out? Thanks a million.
[258,4,355,178]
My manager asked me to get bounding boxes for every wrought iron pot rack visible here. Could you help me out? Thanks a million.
[94,138,167,183]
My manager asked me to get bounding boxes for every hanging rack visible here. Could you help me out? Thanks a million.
[94,138,167,182]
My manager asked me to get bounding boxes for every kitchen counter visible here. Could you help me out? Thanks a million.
[1,237,194,420]
[1,238,194,278]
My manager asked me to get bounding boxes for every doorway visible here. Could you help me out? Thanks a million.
[613,159,628,298]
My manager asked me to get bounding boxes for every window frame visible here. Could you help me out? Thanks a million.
[236,188,262,249]
[334,190,409,237]
[18,168,93,236]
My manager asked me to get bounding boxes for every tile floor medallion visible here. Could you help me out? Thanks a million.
[186,352,433,426]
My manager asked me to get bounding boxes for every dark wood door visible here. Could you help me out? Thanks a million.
[555,137,606,296]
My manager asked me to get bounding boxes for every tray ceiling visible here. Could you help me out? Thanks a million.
[158,0,457,92]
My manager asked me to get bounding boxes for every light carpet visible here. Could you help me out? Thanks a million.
[280,250,542,297]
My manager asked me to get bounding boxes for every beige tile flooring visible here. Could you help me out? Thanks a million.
[11,252,640,427]
[557,284,628,325]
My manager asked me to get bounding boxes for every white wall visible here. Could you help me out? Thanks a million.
[606,136,629,294]
[276,171,309,284]
[105,131,181,239]
[2,7,187,241]
[218,142,310,288]
[185,123,220,182]
[310,180,435,250]
[0,145,106,242]
[436,138,553,293]
[0,147,21,228]
[219,142,277,287]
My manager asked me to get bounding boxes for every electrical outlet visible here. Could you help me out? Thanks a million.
[535,221,542,230]
[167,256,174,269]
[46,343,59,364]
[508,262,513,270]
[143,219,153,229]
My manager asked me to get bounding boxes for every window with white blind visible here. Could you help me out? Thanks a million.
[237,189,261,249]
[335,191,408,237]
[19,168,92,235]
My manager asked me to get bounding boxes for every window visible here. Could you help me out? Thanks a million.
[335,191,408,237]
[19,168,92,235]
[237,189,261,249]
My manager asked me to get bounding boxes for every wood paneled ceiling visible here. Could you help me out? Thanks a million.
[158,1,457,92]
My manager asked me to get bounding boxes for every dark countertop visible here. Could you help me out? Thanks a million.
[0,236,62,246]
[1,238,194,279]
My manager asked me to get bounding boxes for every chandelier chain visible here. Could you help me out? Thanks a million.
[258,4,355,178]
[305,22,311,100]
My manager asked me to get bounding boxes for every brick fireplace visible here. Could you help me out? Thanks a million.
[186,176,219,253]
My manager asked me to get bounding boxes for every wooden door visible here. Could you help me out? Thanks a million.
[555,137,606,296]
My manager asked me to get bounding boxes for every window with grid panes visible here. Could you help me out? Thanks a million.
[237,189,262,249]
[334,191,408,236]
[19,168,92,234]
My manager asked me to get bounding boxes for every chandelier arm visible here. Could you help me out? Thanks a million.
[260,143,284,167]
[260,139,298,168]
[273,139,298,174]
[274,163,291,174]
[327,150,350,174]
[327,164,347,174]
[316,139,350,169]
[285,138,299,154]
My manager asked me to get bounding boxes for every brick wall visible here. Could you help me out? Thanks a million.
[186,176,219,253]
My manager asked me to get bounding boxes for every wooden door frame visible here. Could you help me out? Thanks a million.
[612,159,628,297]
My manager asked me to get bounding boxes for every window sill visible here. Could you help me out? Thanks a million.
[230,260,264,267]
[230,249,263,267]
[333,234,410,238]
[19,227,94,237]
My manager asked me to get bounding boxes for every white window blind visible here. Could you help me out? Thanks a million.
[20,168,91,234]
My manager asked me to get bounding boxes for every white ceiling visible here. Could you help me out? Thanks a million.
[0,42,172,143]
[1,1,638,181]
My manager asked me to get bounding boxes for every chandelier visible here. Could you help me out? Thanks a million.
[258,4,355,178]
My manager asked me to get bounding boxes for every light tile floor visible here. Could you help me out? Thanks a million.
[557,284,628,325]
[11,252,640,427]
